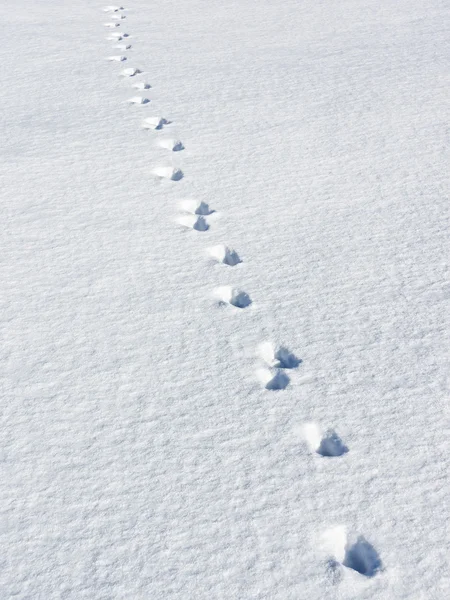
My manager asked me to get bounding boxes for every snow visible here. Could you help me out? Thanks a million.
[1,0,449,598]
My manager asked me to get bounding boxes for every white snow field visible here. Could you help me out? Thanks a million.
[1,0,449,598]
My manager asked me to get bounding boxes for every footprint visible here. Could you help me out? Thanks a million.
[106,32,124,41]
[302,423,348,457]
[179,200,212,215]
[142,117,170,130]
[214,286,252,309]
[114,43,132,50]
[322,527,382,579]
[133,82,151,90]
[158,138,184,152]
[178,215,209,231]
[256,368,290,390]
[111,14,126,19]
[258,342,301,369]
[108,31,127,38]
[207,244,241,266]
[127,96,150,105]
[103,5,125,11]
[153,166,183,181]
[104,22,121,28]
[107,55,127,62]
[121,67,141,77]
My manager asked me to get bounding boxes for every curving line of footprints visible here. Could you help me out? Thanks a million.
[101,4,382,582]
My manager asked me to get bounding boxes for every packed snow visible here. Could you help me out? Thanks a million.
[1,0,449,598]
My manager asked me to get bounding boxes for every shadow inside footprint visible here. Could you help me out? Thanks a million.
[274,346,301,369]
[343,537,382,577]
[230,291,251,308]
[265,370,290,390]
[317,431,348,457]
[192,217,209,231]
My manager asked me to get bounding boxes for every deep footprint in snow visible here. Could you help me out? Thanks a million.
[103,5,125,11]
[179,200,213,215]
[207,244,241,266]
[111,14,126,19]
[178,215,209,231]
[107,55,127,62]
[214,286,252,309]
[108,31,128,39]
[158,138,184,152]
[121,67,141,77]
[104,22,121,28]
[142,117,170,130]
[257,368,290,390]
[115,43,132,50]
[127,96,150,105]
[153,167,183,181]
[322,527,382,579]
[133,81,151,90]
[258,341,301,369]
[302,423,348,457]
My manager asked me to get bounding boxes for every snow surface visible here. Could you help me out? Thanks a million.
[1,1,449,598]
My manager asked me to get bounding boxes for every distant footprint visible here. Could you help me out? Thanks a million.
[258,342,301,369]
[207,244,241,266]
[114,43,132,50]
[133,82,151,90]
[178,215,209,231]
[142,117,170,130]
[322,527,382,579]
[158,138,184,152]
[107,55,127,62]
[214,286,252,309]
[104,22,121,28]
[179,200,212,215]
[111,14,126,19]
[103,5,125,11]
[121,67,141,77]
[153,166,183,181]
[127,96,150,105]
[108,31,128,39]
[257,368,290,390]
[302,423,348,457]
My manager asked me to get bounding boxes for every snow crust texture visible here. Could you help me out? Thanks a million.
[1,1,449,598]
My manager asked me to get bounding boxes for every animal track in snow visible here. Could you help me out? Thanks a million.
[178,215,209,231]
[111,14,126,19]
[104,22,121,28]
[153,167,183,181]
[142,117,170,130]
[158,138,184,152]
[258,341,300,369]
[322,527,382,579]
[214,286,252,309]
[114,43,131,50]
[133,81,151,90]
[121,67,141,77]
[257,368,290,390]
[207,244,241,266]
[108,31,128,39]
[127,96,150,105]
[103,5,125,11]
[107,55,127,62]
[180,200,213,216]
[301,423,348,457]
